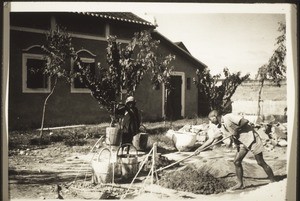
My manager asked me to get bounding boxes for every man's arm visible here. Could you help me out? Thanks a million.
[195,135,219,155]
[199,137,215,150]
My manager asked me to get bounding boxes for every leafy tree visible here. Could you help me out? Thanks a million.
[194,67,250,115]
[256,22,286,116]
[75,30,175,125]
[38,25,76,140]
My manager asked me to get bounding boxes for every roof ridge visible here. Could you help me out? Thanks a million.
[74,12,155,27]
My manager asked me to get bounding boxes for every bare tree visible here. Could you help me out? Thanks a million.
[194,67,250,115]
[256,22,286,116]
[76,30,175,125]
[38,25,76,141]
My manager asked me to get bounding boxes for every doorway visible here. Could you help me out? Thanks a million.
[165,75,182,120]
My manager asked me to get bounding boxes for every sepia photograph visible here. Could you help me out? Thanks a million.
[2,2,298,201]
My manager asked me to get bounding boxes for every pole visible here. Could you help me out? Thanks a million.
[155,135,233,172]
[151,142,157,186]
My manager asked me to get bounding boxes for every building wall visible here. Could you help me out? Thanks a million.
[152,41,200,119]
[231,80,287,115]
[9,13,203,130]
[9,30,111,130]
[9,13,147,130]
[232,100,287,116]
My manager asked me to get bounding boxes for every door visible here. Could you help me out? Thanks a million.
[198,89,210,117]
[166,75,182,120]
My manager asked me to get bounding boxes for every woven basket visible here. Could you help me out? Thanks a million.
[116,144,139,179]
[91,147,113,184]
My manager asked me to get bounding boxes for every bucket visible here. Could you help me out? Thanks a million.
[91,147,113,184]
[132,133,148,151]
[132,125,148,151]
[105,126,121,145]
[115,143,139,179]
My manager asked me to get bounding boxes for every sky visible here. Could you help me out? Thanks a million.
[9,2,288,78]
[137,13,285,77]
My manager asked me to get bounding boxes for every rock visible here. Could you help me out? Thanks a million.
[178,125,192,132]
[19,150,25,155]
[271,139,278,146]
[271,126,287,140]
[165,130,175,139]
[278,139,288,147]
[196,135,207,143]
[173,132,196,152]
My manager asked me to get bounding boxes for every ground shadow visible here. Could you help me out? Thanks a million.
[9,169,91,185]
[243,174,287,181]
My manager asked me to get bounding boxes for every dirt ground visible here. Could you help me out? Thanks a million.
[8,136,288,200]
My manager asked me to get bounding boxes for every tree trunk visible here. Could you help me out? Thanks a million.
[164,88,168,127]
[39,77,58,141]
[257,80,264,116]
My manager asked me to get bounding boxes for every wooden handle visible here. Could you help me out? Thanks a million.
[96,147,111,162]
[155,135,233,172]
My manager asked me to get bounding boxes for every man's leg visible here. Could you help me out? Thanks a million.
[254,152,275,182]
[232,146,248,190]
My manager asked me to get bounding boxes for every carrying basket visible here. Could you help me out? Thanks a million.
[91,147,113,184]
[105,126,121,145]
[115,143,139,179]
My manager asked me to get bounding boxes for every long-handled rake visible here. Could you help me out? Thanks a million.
[155,135,233,172]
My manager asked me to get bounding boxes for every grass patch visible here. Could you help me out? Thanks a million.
[9,118,208,151]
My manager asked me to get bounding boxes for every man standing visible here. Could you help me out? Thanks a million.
[196,110,275,190]
[116,96,141,153]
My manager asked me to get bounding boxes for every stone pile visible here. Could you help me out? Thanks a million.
[255,122,288,151]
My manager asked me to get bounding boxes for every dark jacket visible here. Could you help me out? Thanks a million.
[115,104,141,144]
[122,106,140,135]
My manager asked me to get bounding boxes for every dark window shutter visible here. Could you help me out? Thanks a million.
[27,58,47,88]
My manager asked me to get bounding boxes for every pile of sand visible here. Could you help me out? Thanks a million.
[159,164,229,195]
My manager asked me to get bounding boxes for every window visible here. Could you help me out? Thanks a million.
[187,77,191,90]
[71,57,96,93]
[22,53,50,93]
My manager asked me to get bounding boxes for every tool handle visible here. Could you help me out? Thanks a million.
[94,147,111,162]
[155,135,233,172]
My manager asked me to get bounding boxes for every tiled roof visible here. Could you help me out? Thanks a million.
[74,12,155,27]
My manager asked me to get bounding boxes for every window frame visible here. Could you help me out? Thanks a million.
[22,53,51,93]
[71,57,95,93]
